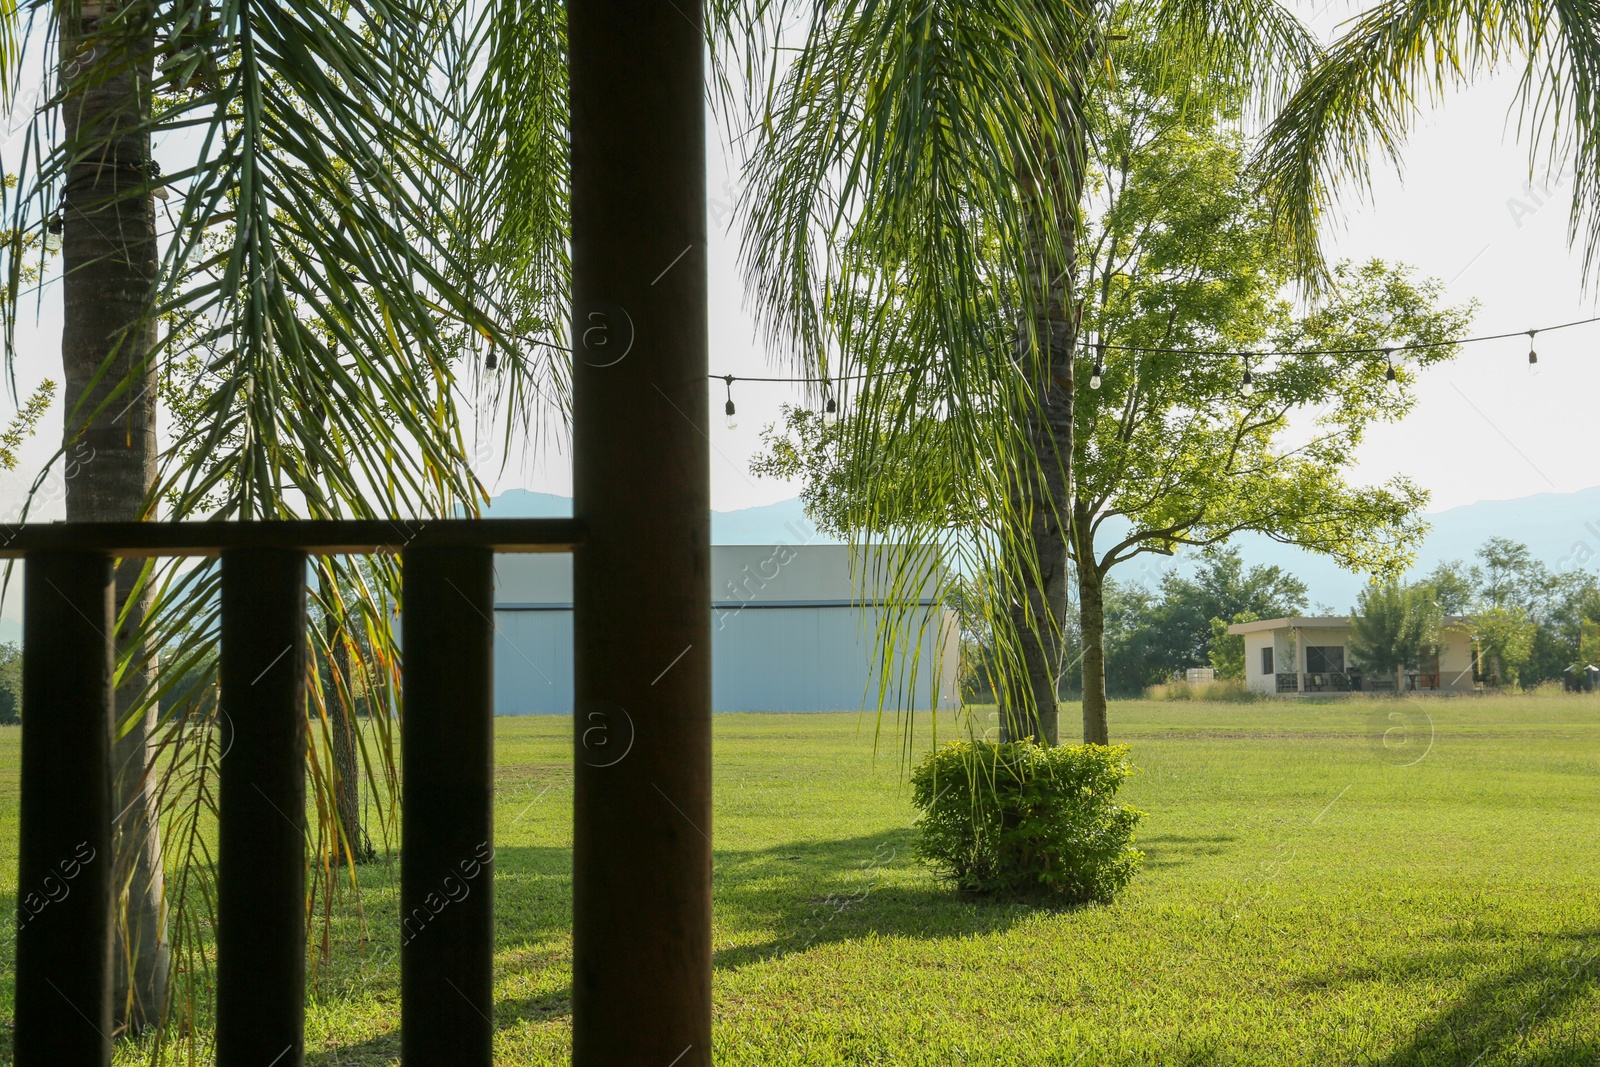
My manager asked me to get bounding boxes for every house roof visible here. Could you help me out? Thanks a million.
[1227,615,1473,636]
[1227,616,1352,635]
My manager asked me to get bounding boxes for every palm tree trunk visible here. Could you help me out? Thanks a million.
[1000,89,1085,748]
[322,579,369,863]
[60,0,167,1032]
[1003,462,1071,746]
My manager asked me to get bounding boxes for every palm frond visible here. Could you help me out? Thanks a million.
[1147,0,1319,121]
[0,0,576,1047]
[460,0,571,456]
[1256,0,1600,284]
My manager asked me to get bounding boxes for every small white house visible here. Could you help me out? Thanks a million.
[491,545,960,713]
[1227,615,1479,696]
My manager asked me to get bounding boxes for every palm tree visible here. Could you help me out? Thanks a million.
[736,0,1315,744]
[53,0,169,1028]
[1256,3,1600,285]
[2,0,569,1035]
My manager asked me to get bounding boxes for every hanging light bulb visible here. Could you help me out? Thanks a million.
[43,213,62,254]
[1089,334,1107,391]
[484,347,498,371]
[1241,354,1254,397]
[723,375,738,430]
[1527,329,1539,366]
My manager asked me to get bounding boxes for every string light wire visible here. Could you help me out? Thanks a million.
[1074,314,1600,360]
[511,314,1600,385]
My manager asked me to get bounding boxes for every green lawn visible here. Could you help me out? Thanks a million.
[3,695,1600,1064]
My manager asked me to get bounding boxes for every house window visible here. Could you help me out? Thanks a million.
[1261,647,1274,675]
[1306,645,1345,673]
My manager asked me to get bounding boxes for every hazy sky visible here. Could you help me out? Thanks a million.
[2,6,1597,525]
[693,54,1600,518]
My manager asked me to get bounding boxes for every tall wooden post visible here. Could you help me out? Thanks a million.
[569,0,712,1061]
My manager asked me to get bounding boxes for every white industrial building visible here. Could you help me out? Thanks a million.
[491,545,960,713]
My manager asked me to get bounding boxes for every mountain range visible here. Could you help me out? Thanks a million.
[486,485,1600,610]
[3,486,1586,644]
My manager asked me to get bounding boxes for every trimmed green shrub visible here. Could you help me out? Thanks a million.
[910,740,1143,901]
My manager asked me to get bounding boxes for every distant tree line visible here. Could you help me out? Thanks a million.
[959,547,1308,699]
[1419,538,1600,689]
[1085,549,1308,694]
[959,538,1600,698]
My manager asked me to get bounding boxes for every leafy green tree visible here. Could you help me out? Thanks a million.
[1056,42,1473,730]
[1424,540,1600,686]
[1580,618,1600,668]
[1474,538,1558,613]
[740,3,1319,745]
[1068,236,1468,724]
[751,36,1468,741]
[1423,560,1477,615]
[1527,572,1600,684]
[1139,549,1309,675]
[1208,611,1258,679]
[1099,579,1163,694]
[1348,581,1442,691]
[1475,606,1536,688]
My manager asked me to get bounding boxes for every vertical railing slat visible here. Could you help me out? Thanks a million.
[14,551,115,1066]
[216,547,308,1066]
[401,545,496,1064]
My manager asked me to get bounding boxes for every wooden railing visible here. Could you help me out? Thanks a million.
[5,519,581,1066]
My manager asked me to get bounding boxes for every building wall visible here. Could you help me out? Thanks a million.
[490,547,960,714]
[494,544,945,609]
[1243,631,1277,695]
[493,609,573,713]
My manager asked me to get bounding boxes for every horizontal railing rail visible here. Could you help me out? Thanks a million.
[0,516,582,557]
[13,519,581,1067]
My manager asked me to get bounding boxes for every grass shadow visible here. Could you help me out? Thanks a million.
[1138,832,1238,870]
[711,829,1047,970]
[1365,931,1600,1066]
[307,1030,399,1065]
